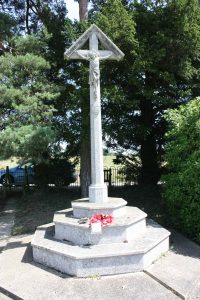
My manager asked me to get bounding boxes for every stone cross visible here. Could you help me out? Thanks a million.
[65,24,124,203]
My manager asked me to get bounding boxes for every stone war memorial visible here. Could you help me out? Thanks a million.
[32,25,170,277]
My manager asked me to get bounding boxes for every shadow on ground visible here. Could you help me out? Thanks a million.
[170,230,200,259]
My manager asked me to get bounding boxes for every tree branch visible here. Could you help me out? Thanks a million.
[25,0,31,34]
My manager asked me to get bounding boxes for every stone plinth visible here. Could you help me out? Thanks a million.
[89,184,108,203]
[32,197,170,277]
[32,220,170,277]
[72,197,127,218]
[54,207,147,245]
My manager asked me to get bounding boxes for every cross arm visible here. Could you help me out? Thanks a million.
[65,50,89,60]
[65,50,120,61]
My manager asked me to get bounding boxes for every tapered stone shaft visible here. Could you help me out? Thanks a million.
[64,24,124,203]
[88,33,107,203]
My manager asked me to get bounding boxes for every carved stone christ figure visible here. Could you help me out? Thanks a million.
[76,50,112,99]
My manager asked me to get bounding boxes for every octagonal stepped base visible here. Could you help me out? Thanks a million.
[54,207,147,245]
[71,197,127,218]
[32,220,170,277]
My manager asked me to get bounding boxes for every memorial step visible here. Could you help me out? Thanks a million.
[32,219,170,277]
[54,206,147,245]
[71,197,127,218]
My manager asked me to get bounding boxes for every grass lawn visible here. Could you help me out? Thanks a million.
[0,155,120,171]
[9,185,168,236]
[74,155,121,169]
[103,155,119,168]
[0,157,18,169]
[11,188,81,235]
[110,185,167,225]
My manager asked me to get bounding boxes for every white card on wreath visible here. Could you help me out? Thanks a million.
[91,222,102,234]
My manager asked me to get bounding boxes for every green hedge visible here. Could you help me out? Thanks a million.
[163,98,200,242]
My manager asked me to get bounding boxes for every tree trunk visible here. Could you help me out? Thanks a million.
[139,98,160,185]
[25,0,31,34]
[79,0,88,21]
[79,0,91,197]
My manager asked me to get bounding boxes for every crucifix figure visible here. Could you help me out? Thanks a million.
[76,49,112,100]
[65,25,124,203]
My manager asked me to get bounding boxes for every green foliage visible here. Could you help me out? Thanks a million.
[93,0,139,149]
[163,98,200,242]
[0,36,60,163]
[92,0,200,184]
[113,154,141,184]
[0,3,77,164]
[95,0,137,52]
[0,0,67,35]
[0,126,56,163]
[0,12,15,40]
[13,33,51,56]
[94,0,137,92]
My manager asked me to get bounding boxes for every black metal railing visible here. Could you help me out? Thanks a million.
[0,165,134,189]
[70,167,129,187]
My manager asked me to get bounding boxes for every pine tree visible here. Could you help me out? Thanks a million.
[0,36,60,163]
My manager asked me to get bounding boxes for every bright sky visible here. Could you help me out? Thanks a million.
[65,0,79,20]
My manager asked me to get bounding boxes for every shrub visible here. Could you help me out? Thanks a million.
[162,98,200,242]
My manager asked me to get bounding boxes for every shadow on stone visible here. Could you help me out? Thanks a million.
[5,240,29,250]
[0,246,4,254]
[0,286,24,300]
[170,230,200,259]
[21,242,33,263]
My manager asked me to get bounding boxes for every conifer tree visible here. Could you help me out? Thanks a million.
[94,0,200,184]
[0,35,60,163]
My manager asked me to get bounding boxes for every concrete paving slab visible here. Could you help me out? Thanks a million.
[0,198,16,255]
[0,235,179,300]
[0,293,12,300]
[0,210,15,239]
[146,231,200,299]
[0,240,7,254]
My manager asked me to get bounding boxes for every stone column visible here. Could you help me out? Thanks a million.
[88,33,108,203]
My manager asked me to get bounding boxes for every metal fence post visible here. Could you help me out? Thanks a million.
[108,168,112,187]
[73,166,132,187]
[24,165,29,191]
[5,166,11,187]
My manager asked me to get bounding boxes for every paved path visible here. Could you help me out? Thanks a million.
[0,230,199,300]
[0,198,16,252]
[146,231,200,299]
